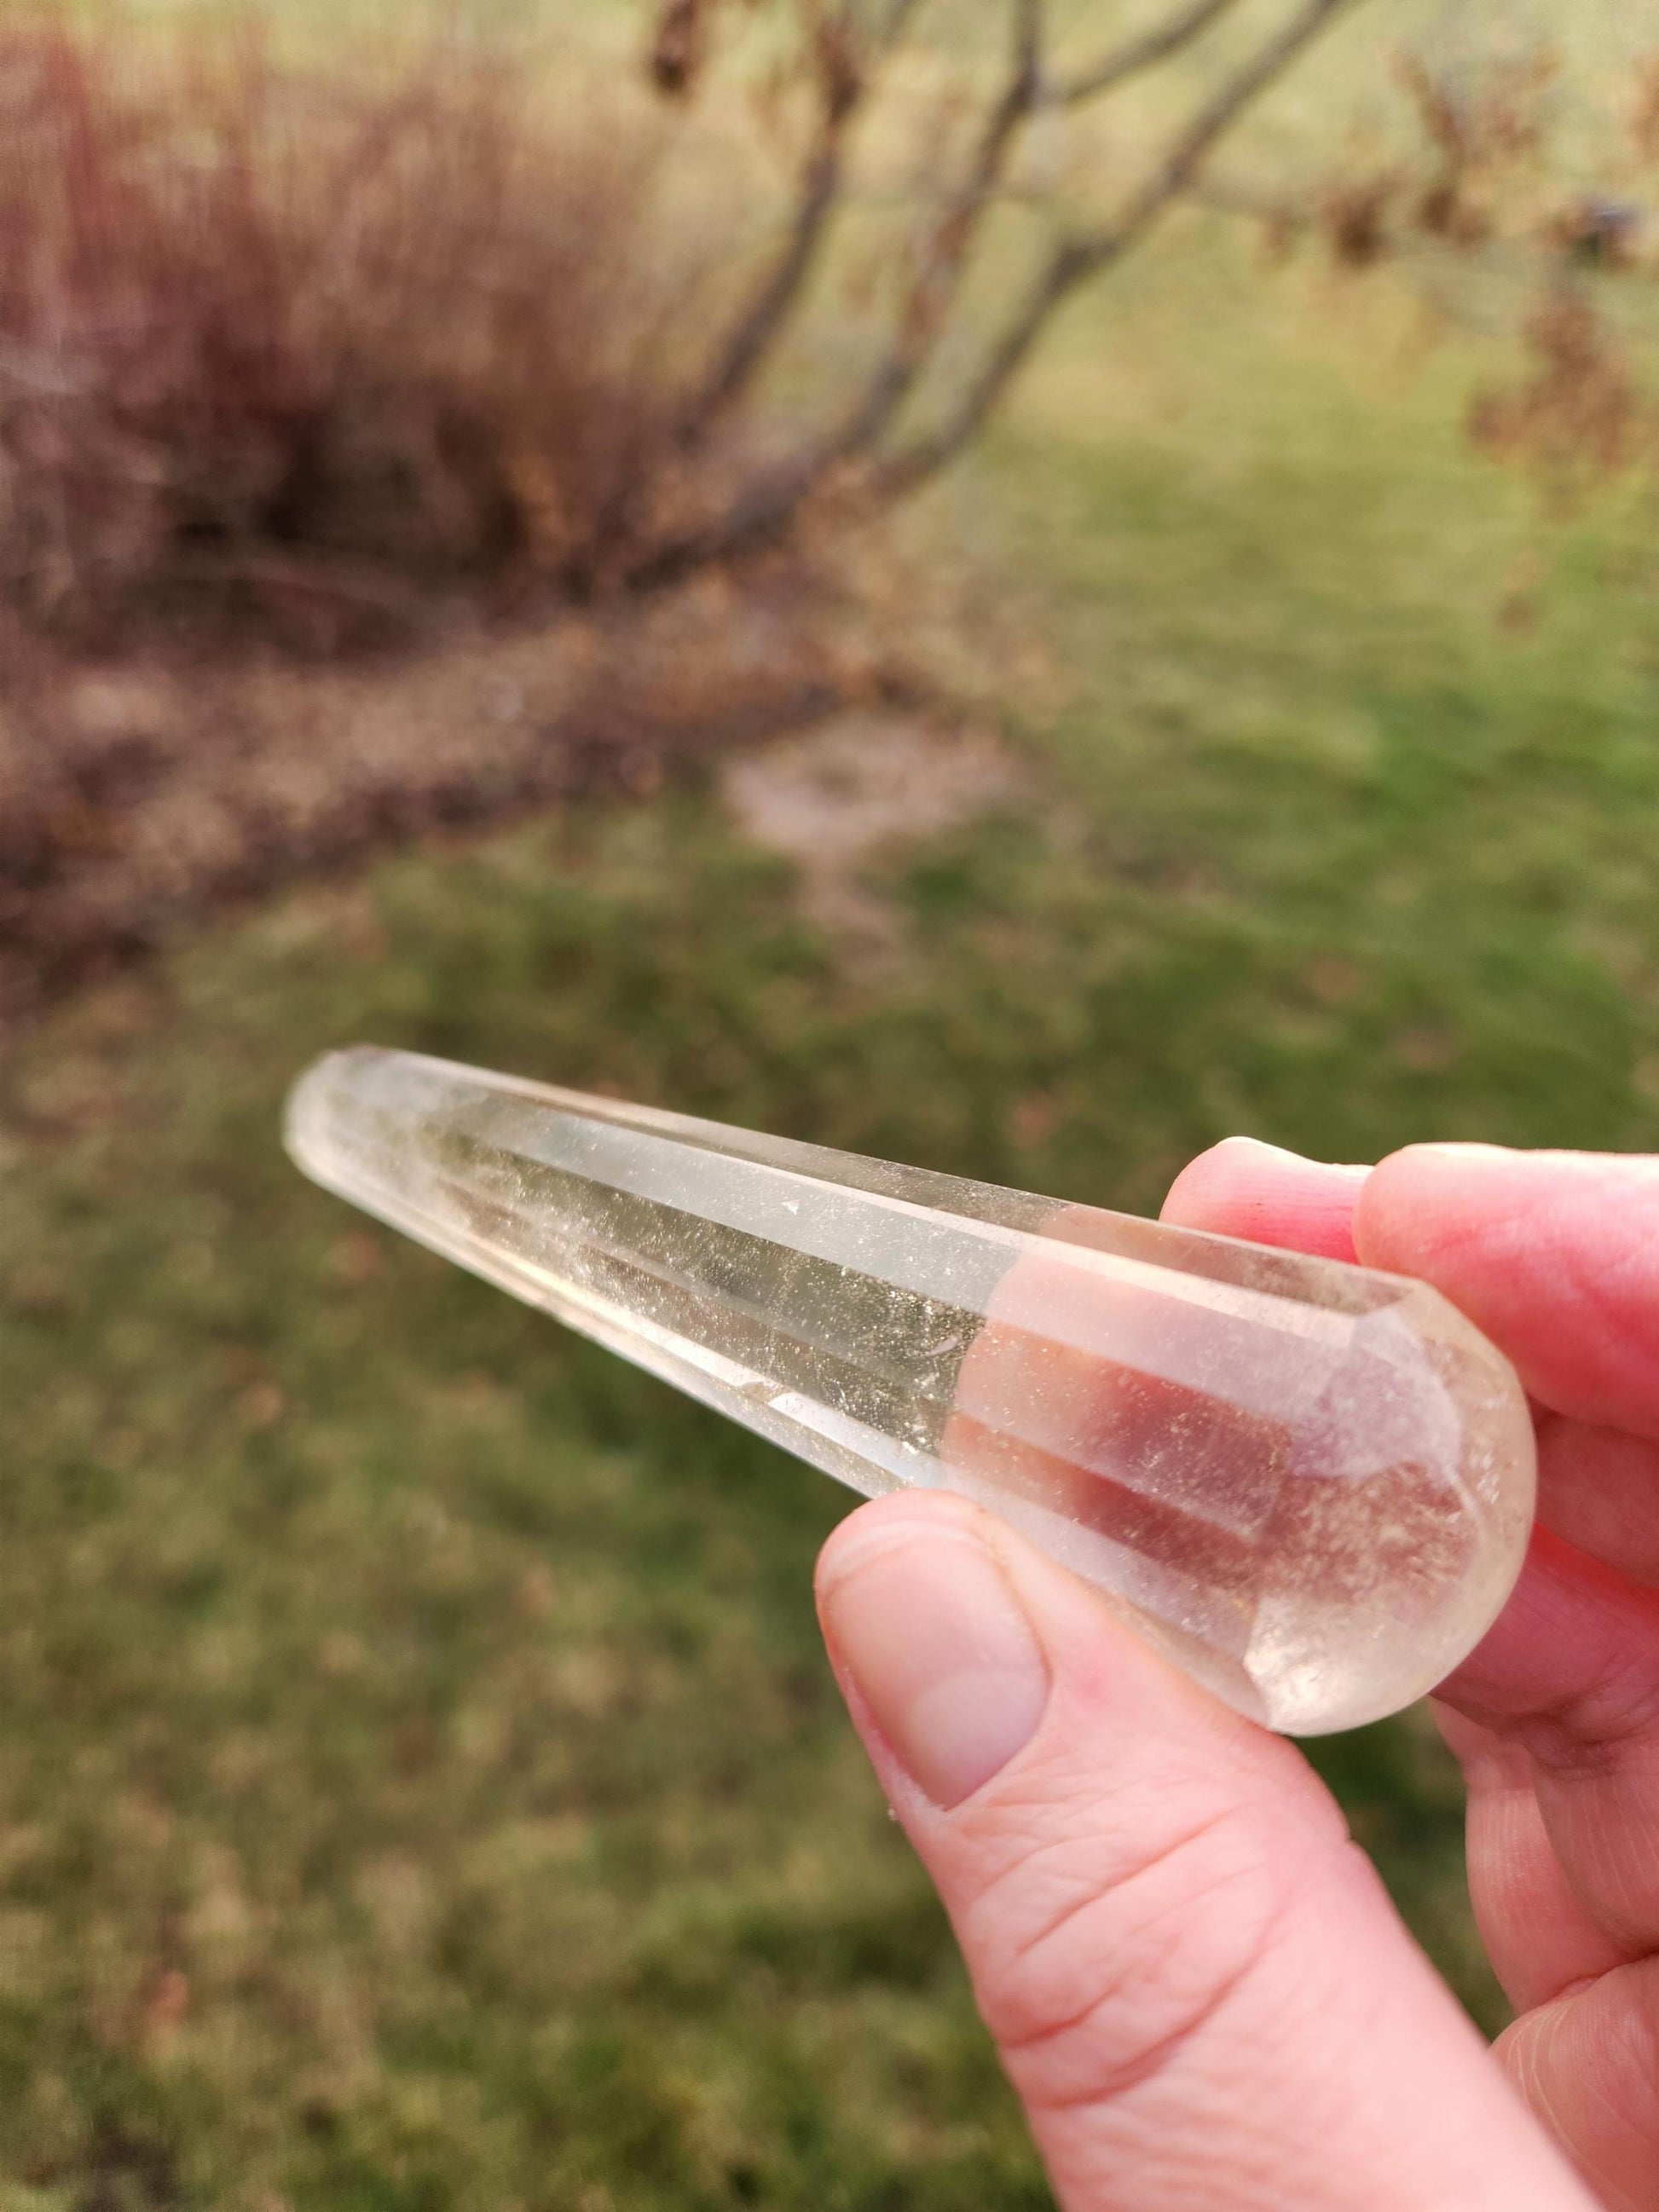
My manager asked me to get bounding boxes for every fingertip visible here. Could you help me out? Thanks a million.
[1355,1144,1659,1432]
[1161,1136,1370,1263]
[817,1490,1268,1786]
[1350,1141,1516,1277]
[814,1493,1053,1813]
[815,1487,978,1598]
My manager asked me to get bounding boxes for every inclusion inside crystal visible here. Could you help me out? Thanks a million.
[286,1046,1536,1736]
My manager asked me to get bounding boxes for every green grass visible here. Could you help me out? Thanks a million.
[8,210,1659,2207]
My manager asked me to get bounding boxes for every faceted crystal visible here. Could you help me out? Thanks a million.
[285,1046,1535,1735]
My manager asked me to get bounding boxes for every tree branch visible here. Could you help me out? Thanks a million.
[594,0,924,580]
[874,0,1361,494]
[675,2,893,445]
[679,118,853,439]
[625,0,1049,585]
[1073,0,1359,271]
[867,242,1082,499]
[805,0,1048,455]
[1059,0,1246,107]
[627,0,1361,582]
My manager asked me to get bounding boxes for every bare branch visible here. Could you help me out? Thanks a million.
[1059,0,1246,107]
[876,0,1361,493]
[682,123,853,437]
[1079,0,1359,268]
[675,0,928,448]
[629,0,1361,581]
[820,0,1046,440]
[1014,0,1043,80]
[627,0,1048,582]
[869,244,1081,499]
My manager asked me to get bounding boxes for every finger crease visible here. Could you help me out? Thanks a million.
[991,1802,1250,1979]
[1011,1925,1279,2117]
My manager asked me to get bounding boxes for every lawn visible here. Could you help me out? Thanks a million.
[6,120,1659,2212]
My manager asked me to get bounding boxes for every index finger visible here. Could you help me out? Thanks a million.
[1166,1138,1659,1441]
[1161,1136,1370,1266]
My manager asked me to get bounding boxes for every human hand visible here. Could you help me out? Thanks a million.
[815,1141,1659,2209]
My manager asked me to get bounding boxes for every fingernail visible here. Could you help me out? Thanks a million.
[818,1516,1049,1810]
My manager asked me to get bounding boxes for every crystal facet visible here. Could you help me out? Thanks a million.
[285,1046,1536,1735]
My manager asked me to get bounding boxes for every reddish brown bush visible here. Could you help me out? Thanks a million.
[5,2,1642,659]
[0,22,703,650]
[0,0,1380,652]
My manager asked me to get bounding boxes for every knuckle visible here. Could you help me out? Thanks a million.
[959,1796,1313,2116]
[1526,1665,1659,1776]
[1496,1964,1659,2210]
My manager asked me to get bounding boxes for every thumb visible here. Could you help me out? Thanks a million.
[816,1493,1592,2212]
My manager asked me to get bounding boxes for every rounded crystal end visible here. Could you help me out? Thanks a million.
[942,1229,1536,1736]
[1237,1285,1535,1734]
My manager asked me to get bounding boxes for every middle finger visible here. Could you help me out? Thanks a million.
[1435,1705,1630,2009]
[1535,1411,1659,1586]
[1438,1526,1659,1960]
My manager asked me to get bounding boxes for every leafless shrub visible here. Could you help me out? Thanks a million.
[0,1,1378,652]
[12,0,1659,647]
[0,20,706,651]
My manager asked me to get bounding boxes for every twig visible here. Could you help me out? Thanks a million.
[677,0,927,447]
[874,0,1361,493]
[628,0,1362,580]
[1059,0,1246,106]
[1072,0,1360,273]
[627,0,1048,584]
[679,118,853,440]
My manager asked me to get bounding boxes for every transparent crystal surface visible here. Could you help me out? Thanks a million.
[285,1046,1536,1735]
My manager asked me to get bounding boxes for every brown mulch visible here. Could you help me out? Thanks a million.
[0,576,910,1060]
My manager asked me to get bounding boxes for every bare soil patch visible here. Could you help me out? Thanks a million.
[721,711,1032,959]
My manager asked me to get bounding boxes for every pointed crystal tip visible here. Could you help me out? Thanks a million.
[286,1047,1536,1735]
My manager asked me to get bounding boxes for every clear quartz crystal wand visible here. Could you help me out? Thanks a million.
[285,1046,1535,1736]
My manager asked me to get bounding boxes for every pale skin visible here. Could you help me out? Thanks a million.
[814,1141,1659,2211]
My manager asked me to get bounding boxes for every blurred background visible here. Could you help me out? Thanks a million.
[3,0,1658,2202]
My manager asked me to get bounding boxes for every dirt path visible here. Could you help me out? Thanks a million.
[0,580,914,1060]
[721,711,1032,964]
